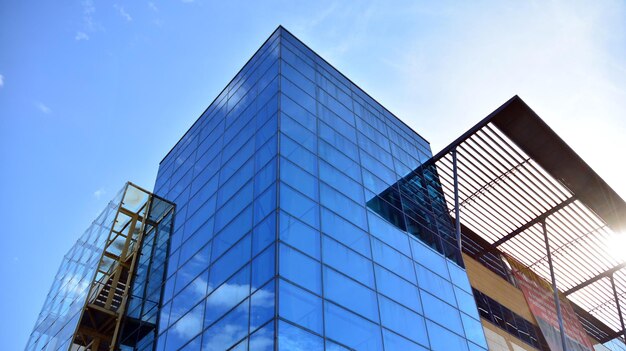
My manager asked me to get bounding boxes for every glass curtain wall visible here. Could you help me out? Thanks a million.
[25,187,126,351]
[154,26,488,351]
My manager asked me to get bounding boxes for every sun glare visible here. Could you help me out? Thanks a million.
[606,233,626,262]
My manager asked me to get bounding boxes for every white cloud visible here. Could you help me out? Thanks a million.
[148,2,158,11]
[114,4,132,22]
[94,188,106,199]
[82,0,96,30]
[36,102,51,114]
[75,0,103,39]
[75,31,89,41]
[173,308,203,339]
[0,74,4,87]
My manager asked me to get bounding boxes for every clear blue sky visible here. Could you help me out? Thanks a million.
[1,1,625,349]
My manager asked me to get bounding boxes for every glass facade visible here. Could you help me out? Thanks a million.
[153,26,488,351]
[25,187,125,350]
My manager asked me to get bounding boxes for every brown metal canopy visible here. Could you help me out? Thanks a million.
[427,96,626,345]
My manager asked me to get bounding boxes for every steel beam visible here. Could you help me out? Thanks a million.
[563,263,626,296]
[610,274,626,344]
[452,148,462,252]
[543,220,569,351]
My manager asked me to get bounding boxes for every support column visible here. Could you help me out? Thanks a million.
[542,219,569,351]
[452,148,462,251]
[610,274,626,344]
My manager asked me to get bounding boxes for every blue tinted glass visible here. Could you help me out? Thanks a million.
[326,340,351,351]
[461,313,488,347]
[212,206,252,260]
[249,320,275,351]
[209,234,251,288]
[252,214,276,256]
[179,233,211,267]
[368,211,410,256]
[279,279,323,334]
[170,271,208,323]
[228,338,248,351]
[319,120,359,161]
[410,237,449,279]
[455,286,480,319]
[281,78,316,114]
[255,136,278,174]
[374,265,421,313]
[279,211,320,260]
[165,302,204,351]
[278,320,324,351]
[319,140,361,182]
[178,335,201,351]
[324,302,383,351]
[323,266,378,321]
[421,291,464,336]
[205,265,250,327]
[281,114,316,152]
[448,261,472,293]
[415,265,456,306]
[279,244,321,294]
[320,208,371,257]
[252,244,275,290]
[319,160,363,203]
[378,296,428,346]
[279,183,319,229]
[280,157,318,200]
[383,329,428,351]
[214,182,253,232]
[251,280,275,331]
[320,183,366,229]
[281,93,316,132]
[371,238,416,284]
[280,134,317,175]
[254,183,276,225]
[322,235,374,288]
[202,299,250,351]
[426,320,469,351]
[318,104,356,142]
[254,157,276,197]
[174,244,211,296]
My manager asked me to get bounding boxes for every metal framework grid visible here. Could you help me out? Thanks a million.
[70,183,174,351]
[427,96,626,345]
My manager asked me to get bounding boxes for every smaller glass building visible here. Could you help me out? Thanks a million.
[25,183,175,351]
[25,188,124,350]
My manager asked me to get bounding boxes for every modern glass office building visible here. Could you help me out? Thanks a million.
[151,26,487,351]
[27,26,626,351]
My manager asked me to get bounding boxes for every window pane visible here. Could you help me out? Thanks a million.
[379,296,428,347]
[279,279,323,334]
[280,183,319,229]
[205,265,250,327]
[251,280,275,331]
[324,302,383,351]
[250,320,275,351]
[322,235,374,288]
[202,299,250,351]
[323,266,378,322]
[426,320,469,351]
[321,208,371,258]
[374,264,421,313]
[278,320,324,351]
[371,238,415,284]
[421,291,463,336]
[279,244,321,294]
[280,211,320,260]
